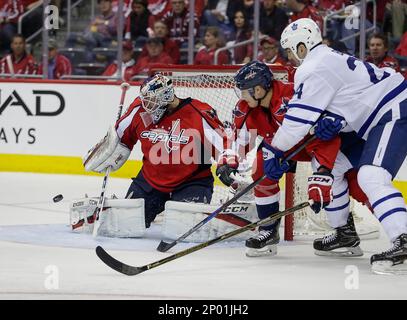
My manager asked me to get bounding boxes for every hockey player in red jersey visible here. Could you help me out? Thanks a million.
[216,61,345,257]
[84,74,226,227]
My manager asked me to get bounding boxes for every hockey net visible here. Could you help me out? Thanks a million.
[150,64,379,241]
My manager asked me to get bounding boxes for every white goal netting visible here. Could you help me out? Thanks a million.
[154,65,379,240]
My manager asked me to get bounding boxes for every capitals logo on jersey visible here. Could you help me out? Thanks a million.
[205,108,218,120]
[232,106,246,118]
[140,119,190,153]
[275,97,290,116]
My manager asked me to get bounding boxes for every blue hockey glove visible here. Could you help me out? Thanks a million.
[314,116,345,141]
[262,142,290,181]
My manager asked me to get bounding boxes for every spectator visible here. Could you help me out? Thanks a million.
[147,0,205,19]
[0,0,24,51]
[132,37,173,76]
[242,0,255,25]
[387,0,407,40]
[258,37,286,65]
[366,33,400,72]
[20,1,42,39]
[162,0,200,46]
[322,36,348,53]
[194,26,230,65]
[286,0,323,31]
[0,34,37,75]
[112,0,133,17]
[228,10,252,64]
[227,0,255,27]
[147,0,172,19]
[125,0,155,47]
[323,2,376,55]
[187,0,206,19]
[259,0,288,41]
[21,0,40,7]
[140,20,181,63]
[65,0,123,62]
[315,0,350,12]
[395,32,407,56]
[38,39,72,79]
[103,41,137,81]
[201,0,233,39]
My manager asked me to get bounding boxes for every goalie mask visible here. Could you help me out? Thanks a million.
[140,74,175,124]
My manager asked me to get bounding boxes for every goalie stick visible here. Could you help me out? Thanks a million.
[96,201,310,276]
[92,82,130,237]
[156,135,316,252]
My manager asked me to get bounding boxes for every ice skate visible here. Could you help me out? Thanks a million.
[313,214,363,257]
[245,227,280,257]
[371,234,407,275]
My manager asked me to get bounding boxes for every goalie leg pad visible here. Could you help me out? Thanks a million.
[70,198,146,237]
[162,201,258,242]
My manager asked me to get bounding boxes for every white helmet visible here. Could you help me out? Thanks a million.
[280,18,322,64]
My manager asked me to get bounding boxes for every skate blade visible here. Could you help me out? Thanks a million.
[314,246,363,257]
[371,261,407,275]
[246,244,277,257]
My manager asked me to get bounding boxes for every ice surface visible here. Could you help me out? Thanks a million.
[1,172,406,300]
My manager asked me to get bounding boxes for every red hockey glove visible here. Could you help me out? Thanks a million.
[216,151,239,187]
[308,172,334,213]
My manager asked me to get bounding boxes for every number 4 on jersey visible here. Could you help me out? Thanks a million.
[294,83,304,99]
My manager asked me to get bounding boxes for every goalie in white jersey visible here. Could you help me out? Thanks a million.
[263,18,407,275]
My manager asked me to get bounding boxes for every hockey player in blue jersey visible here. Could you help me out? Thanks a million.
[263,18,407,275]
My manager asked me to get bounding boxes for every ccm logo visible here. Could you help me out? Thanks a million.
[222,206,249,213]
[308,177,331,183]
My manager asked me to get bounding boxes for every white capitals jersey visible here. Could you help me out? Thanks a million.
[272,44,407,152]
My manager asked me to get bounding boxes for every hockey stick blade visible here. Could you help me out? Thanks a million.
[96,246,147,276]
[156,240,174,252]
[97,202,310,276]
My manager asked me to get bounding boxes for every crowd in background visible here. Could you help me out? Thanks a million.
[0,0,406,80]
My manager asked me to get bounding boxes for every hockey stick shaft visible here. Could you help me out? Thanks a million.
[157,135,316,251]
[97,201,311,275]
[92,82,130,237]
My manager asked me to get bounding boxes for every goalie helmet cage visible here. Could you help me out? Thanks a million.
[150,64,379,241]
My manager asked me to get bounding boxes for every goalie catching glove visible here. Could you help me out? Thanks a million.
[216,150,239,187]
[308,171,334,213]
[83,126,130,173]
